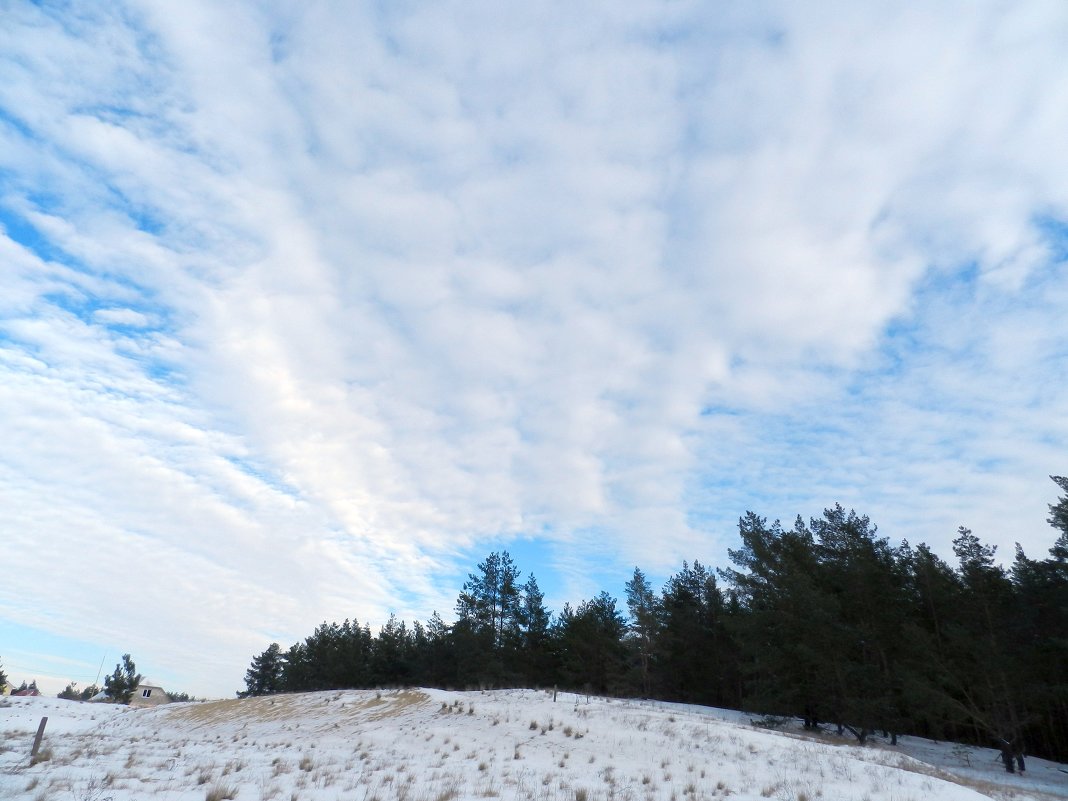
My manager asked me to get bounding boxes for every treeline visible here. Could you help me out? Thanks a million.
[242,476,1068,765]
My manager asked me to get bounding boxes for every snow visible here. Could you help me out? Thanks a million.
[1,689,1065,801]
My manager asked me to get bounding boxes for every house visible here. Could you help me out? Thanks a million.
[12,681,41,697]
[129,681,171,708]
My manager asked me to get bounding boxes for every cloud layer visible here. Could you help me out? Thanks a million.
[1,0,1067,696]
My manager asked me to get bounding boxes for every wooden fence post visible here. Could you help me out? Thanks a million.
[31,716,48,757]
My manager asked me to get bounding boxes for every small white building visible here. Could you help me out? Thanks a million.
[129,681,171,708]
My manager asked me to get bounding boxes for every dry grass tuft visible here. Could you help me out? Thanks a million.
[205,781,238,801]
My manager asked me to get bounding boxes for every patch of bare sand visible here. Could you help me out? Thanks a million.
[159,689,430,730]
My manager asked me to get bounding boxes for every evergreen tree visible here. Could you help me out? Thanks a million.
[0,656,6,691]
[371,614,412,684]
[455,551,523,684]
[556,592,627,695]
[280,641,310,692]
[1048,475,1068,544]
[517,573,553,684]
[286,619,375,689]
[241,643,285,697]
[725,513,834,727]
[1011,543,1068,760]
[450,613,487,688]
[895,541,963,740]
[335,619,374,686]
[1008,481,1068,761]
[949,528,1024,762]
[423,611,457,687]
[408,620,431,685]
[624,568,660,697]
[456,551,522,648]
[104,654,142,704]
[811,505,906,741]
[659,561,733,707]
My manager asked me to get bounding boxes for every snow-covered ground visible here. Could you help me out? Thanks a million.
[2,689,1065,801]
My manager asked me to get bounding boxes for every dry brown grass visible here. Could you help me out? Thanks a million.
[163,689,430,729]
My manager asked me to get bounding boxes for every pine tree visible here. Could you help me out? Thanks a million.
[456,551,522,648]
[281,642,310,691]
[950,528,1024,766]
[895,541,962,740]
[725,513,833,726]
[1008,482,1068,762]
[104,654,142,704]
[811,505,905,741]
[556,592,627,695]
[371,614,412,684]
[1048,476,1068,545]
[624,568,660,697]
[423,611,456,687]
[517,573,553,684]
[660,562,730,706]
[241,643,285,697]
[455,551,523,684]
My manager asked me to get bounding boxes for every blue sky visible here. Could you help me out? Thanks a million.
[2,0,1067,698]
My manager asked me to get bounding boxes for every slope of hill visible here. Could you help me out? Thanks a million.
[2,689,1065,801]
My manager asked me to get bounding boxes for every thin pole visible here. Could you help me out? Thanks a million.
[31,717,48,757]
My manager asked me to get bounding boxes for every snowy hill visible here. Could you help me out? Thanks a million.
[2,689,1066,801]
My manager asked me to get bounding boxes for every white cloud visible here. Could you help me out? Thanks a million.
[0,0,1066,695]
[91,308,156,327]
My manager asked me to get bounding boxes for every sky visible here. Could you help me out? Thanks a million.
[1,0,1067,699]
